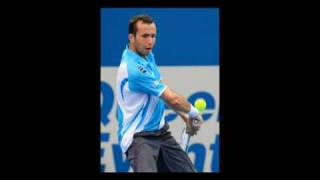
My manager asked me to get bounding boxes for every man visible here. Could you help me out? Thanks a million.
[116,14,203,172]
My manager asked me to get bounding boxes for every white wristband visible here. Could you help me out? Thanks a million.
[188,105,199,118]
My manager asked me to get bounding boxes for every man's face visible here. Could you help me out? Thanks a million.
[130,21,156,57]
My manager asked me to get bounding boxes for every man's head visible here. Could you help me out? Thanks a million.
[128,15,156,57]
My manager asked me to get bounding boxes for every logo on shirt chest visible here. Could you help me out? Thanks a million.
[137,65,147,73]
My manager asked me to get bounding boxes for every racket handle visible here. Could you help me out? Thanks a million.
[181,128,191,151]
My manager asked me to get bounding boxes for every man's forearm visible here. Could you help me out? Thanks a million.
[167,102,202,136]
[167,106,188,123]
[161,87,200,118]
[167,94,191,113]
[161,87,191,113]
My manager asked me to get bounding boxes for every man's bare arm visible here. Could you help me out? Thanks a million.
[164,95,202,136]
[160,87,191,113]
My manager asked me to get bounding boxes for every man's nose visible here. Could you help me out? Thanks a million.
[146,37,154,44]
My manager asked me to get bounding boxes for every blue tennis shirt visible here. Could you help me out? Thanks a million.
[116,45,167,153]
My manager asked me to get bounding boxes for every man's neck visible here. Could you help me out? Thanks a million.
[129,44,147,60]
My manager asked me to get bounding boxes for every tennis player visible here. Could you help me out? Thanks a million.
[116,14,203,172]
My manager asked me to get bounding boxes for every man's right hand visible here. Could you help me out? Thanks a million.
[186,114,203,136]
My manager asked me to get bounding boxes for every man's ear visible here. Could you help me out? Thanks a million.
[128,33,135,43]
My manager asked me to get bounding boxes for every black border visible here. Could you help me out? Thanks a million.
[98,0,225,175]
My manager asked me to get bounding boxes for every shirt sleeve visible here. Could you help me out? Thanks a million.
[128,63,167,97]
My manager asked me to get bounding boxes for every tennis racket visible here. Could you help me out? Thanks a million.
[180,119,201,152]
[176,111,202,152]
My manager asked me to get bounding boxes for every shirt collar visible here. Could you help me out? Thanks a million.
[124,44,153,65]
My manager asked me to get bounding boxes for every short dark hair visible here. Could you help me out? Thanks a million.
[129,14,154,35]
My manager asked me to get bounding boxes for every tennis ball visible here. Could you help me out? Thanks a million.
[194,98,207,112]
